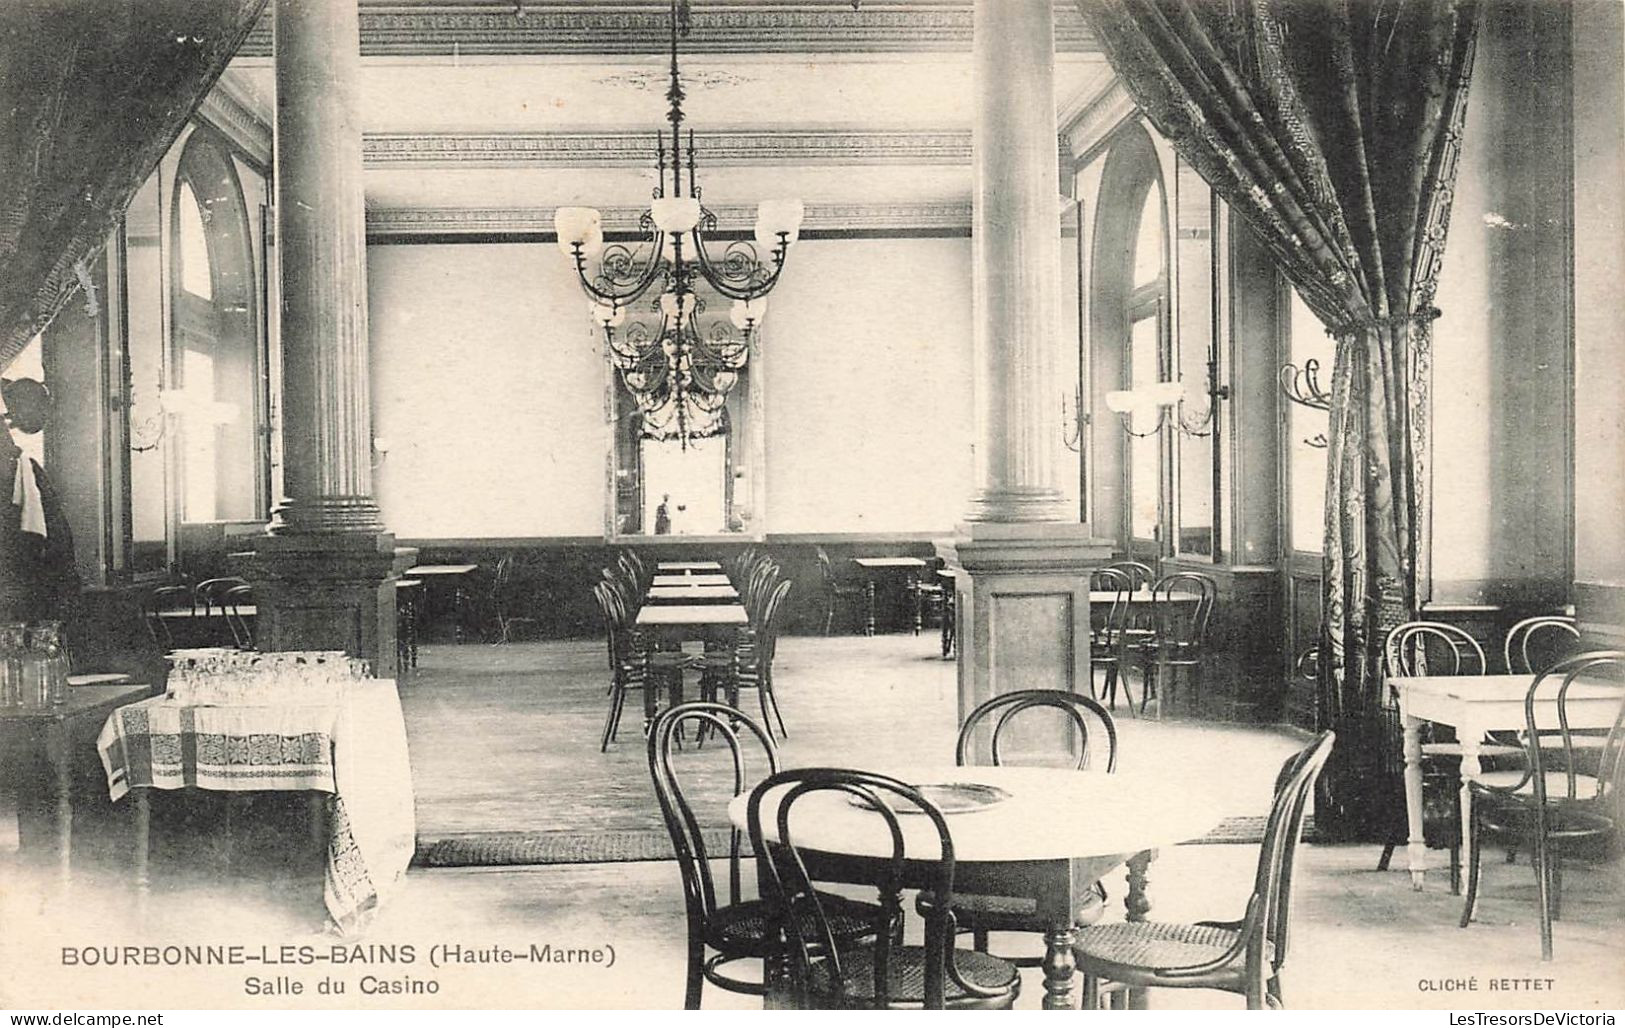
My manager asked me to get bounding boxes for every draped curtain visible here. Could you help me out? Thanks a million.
[1081,0,1480,837]
[0,0,266,371]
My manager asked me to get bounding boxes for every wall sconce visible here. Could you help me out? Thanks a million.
[1062,385,1086,453]
[372,436,391,469]
[1103,376,1229,438]
[128,388,238,453]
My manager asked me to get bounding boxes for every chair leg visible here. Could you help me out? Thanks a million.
[972,929,989,953]
[1081,973,1100,1010]
[1460,806,1482,928]
[1532,832,1554,961]
[601,681,625,752]
[1266,974,1285,1009]
[764,677,788,738]
[1548,853,1563,922]
[1377,842,1396,872]
[684,938,705,1010]
[1449,843,1462,896]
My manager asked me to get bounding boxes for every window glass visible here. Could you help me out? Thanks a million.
[125,171,169,572]
[177,181,213,300]
[1129,313,1160,539]
[1131,187,1162,290]
[1287,285,1333,553]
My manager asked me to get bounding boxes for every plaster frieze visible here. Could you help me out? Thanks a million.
[362,129,971,168]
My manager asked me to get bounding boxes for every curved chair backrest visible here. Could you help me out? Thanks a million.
[223,585,254,650]
[194,577,247,617]
[1090,567,1133,642]
[1108,560,1155,589]
[1503,616,1582,675]
[1255,730,1336,976]
[815,546,840,585]
[1149,572,1218,646]
[601,569,640,617]
[731,547,759,583]
[1384,621,1485,678]
[1497,651,1625,810]
[747,559,781,621]
[649,703,779,947]
[748,767,1006,1008]
[619,548,647,584]
[755,579,793,663]
[955,689,1118,772]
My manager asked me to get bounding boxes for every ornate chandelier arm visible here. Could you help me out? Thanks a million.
[690,225,788,301]
[570,234,668,309]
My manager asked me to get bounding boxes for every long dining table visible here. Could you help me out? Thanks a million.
[729,764,1227,1009]
[1392,673,1625,891]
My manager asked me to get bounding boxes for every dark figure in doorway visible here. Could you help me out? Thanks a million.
[654,494,672,535]
[0,378,81,625]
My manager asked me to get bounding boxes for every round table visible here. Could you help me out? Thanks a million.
[727,765,1226,1009]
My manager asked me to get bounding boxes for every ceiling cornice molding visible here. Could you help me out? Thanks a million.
[1062,78,1137,160]
[199,74,273,164]
[365,200,973,235]
[362,128,971,167]
[237,3,1096,57]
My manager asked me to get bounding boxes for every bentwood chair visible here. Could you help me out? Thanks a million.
[1377,621,1519,883]
[649,703,884,1008]
[594,581,691,750]
[1504,616,1582,675]
[1090,567,1135,710]
[816,547,866,636]
[734,579,793,738]
[1460,652,1625,960]
[142,584,194,649]
[1127,572,1218,719]
[951,690,1118,965]
[748,767,1022,1009]
[194,576,249,647]
[1072,730,1335,1010]
[489,555,540,643]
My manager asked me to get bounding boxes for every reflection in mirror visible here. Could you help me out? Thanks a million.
[1174,166,1216,559]
[604,281,764,539]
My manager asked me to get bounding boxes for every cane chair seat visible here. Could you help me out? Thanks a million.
[1070,920,1276,983]
[801,945,1019,1009]
[709,894,882,956]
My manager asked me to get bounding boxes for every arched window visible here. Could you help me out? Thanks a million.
[1090,123,1169,555]
[170,129,262,523]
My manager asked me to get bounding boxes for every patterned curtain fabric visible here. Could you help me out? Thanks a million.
[0,0,266,371]
[1081,0,1480,838]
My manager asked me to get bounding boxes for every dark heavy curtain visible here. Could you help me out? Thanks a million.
[0,0,266,371]
[1081,0,1480,837]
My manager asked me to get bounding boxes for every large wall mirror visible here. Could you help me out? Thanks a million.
[603,280,766,540]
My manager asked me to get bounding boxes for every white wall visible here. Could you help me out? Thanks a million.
[367,243,606,538]
[366,234,977,539]
[1572,0,1625,593]
[1427,0,1573,603]
[762,236,974,534]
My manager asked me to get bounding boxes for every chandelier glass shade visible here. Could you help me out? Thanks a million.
[555,0,802,444]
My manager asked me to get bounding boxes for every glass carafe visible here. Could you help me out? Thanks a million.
[28,622,70,706]
[0,623,25,708]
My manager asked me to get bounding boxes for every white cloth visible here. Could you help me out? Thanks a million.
[11,457,45,537]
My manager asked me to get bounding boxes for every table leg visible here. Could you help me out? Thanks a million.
[1041,927,1078,1010]
[1125,849,1154,922]
[865,581,877,637]
[911,574,922,635]
[45,721,71,891]
[1458,728,1484,898]
[133,789,150,919]
[452,583,467,644]
[1402,709,1427,891]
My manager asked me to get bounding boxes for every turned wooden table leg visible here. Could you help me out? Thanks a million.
[865,582,877,636]
[1041,926,1078,1009]
[1126,848,1154,922]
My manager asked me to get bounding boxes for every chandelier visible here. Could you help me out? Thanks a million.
[553,0,803,445]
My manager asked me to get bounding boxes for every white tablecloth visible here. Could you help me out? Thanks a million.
[97,679,416,933]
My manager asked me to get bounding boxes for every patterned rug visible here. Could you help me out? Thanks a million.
[413,815,1316,868]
